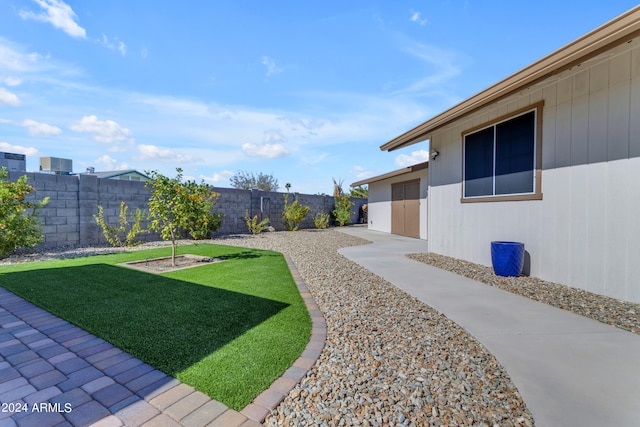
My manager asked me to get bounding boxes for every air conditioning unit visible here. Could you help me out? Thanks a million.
[40,157,73,174]
[0,152,26,172]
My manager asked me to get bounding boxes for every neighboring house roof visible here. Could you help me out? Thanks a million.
[85,170,150,180]
[381,5,640,152]
[351,161,428,187]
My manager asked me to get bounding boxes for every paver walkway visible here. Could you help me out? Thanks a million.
[0,252,325,427]
[337,227,640,427]
[0,287,263,427]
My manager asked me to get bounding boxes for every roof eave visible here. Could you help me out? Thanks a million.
[351,161,428,187]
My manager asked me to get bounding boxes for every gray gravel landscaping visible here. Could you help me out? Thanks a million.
[1,230,536,426]
[214,230,535,427]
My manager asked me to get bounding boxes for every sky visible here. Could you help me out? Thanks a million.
[1,1,637,194]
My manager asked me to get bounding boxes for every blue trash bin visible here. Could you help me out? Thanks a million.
[491,241,525,277]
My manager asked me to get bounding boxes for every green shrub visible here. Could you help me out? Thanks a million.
[332,194,354,226]
[282,185,310,231]
[313,211,330,229]
[0,167,49,258]
[187,211,224,240]
[94,201,147,247]
[243,210,270,234]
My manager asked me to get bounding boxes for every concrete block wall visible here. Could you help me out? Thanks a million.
[9,171,81,247]
[6,171,367,247]
[215,187,253,234]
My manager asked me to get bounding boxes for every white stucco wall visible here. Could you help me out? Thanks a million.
[366,168,428,240]
[427,37,640,302]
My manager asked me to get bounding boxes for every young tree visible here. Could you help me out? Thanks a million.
[230,171,279,191]
[0,167,49,258]
[93,201,146,247]
[331,178,354,226]
[182,180,224,240]
[332,193,355,226]
[146,168,223,266]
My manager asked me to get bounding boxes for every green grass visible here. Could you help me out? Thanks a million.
[0,244,311,410]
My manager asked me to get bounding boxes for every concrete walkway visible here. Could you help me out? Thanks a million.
[336,227,640,427]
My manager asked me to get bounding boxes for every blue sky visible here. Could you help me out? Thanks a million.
[1,1,637,194]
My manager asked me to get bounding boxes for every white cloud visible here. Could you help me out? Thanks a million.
[200,171,234,184]
[262,56,283,78]
[391,38,463,101]
[21,119,62,136]
[70,115,132,143]
[0,38,78,79]
[410,10,428,26]
[301,152,328,166]
[97,34,127,56]
[351,165,377,180]
[0,87,19,105]
[19,0,86,39]
[395,149,430,167]
[0,41,39,73]
[137,144,193,163]
[3,77,22,86]
[242,142,289,159]
[263,129,286,144]
[0,141,39,156]
[94,154,129,171]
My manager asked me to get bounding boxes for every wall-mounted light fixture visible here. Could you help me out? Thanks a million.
[430,150,439,160]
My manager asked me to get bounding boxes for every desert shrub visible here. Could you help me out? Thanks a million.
[243,210,270,234]
[94,201,146,247]
[313,211,330,229]
[187,210,224,240]
[0,167,49,258]
[332,193,354,226]
[282,184,310,231]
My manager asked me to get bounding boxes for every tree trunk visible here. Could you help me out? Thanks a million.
[171,230,176,267]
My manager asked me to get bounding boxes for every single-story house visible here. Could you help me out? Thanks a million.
[352,161,428,239]
[82,168,151,182]
[377,6,640,303]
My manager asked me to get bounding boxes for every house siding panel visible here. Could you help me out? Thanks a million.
[608,80,632,161]
[588,88,609,163]
[583,162,604,296]
[427,38,640,303]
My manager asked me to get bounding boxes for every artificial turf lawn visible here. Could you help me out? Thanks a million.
[0,244,311,410]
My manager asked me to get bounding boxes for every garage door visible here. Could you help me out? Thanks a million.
[391,180,420,238]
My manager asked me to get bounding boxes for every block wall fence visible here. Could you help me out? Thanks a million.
[7,171,367,247]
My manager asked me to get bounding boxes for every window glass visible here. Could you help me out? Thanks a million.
[464,126,494,197]
[463,108,536,199]
[495,111,535,195]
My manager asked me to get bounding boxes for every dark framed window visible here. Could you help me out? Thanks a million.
[463,105,541,201]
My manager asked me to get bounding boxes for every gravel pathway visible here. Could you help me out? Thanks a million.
[407,253,640,335]
[1,231,535,426]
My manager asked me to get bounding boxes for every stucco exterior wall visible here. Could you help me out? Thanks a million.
[366,168,428,240]
[426,37,640,302]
